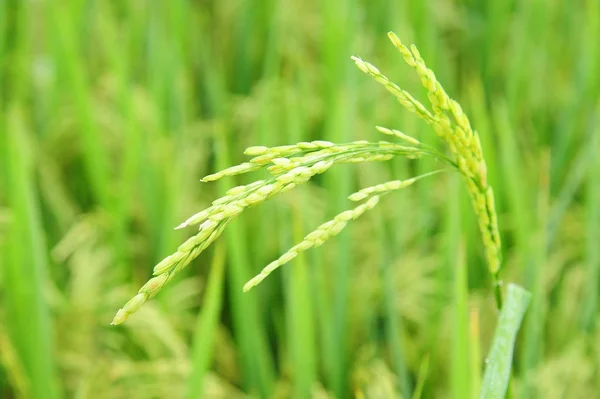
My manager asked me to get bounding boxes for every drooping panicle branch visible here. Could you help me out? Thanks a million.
[352,32,503,307]
[111,138,454,324]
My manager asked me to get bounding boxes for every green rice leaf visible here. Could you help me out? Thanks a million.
[479,284,531,399]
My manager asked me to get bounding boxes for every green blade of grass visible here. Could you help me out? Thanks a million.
[549,2,599,188]
[493,101,533,249]
[186,243,226,399]
[449,176,470,399]
[519,151,550,399]
[231,0,256,94]
[284,207,317,398]
[284,86,317,398]
[469,309,482,399]
[323,97,354,398]
[100,1,143,281]
[146,1,193,263]
[322,2,358,393]
[216,135,276,396]
[49,1,111,209]
[411,355,429,399]
[381,233,412,398]
[251,0,283,282]
[547,138,593,245]
[0,324,29,398]
[479,284,531,399]
[581,105,600,330]
[481,0,513,85]
[3,108,61,399]
[1,3,60,396]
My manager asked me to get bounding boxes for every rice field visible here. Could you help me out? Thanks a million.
[1,1,599,398]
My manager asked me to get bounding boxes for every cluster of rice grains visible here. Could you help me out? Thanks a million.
[112,32,502,325]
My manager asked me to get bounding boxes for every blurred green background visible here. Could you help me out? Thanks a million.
[1,0,599,398]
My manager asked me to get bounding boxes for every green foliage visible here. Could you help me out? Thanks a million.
[1,1,599,398]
